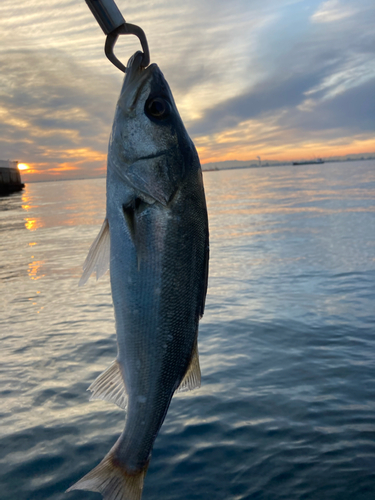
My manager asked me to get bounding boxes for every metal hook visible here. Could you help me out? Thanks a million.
[105,23,150,73]
[85,0,150,72]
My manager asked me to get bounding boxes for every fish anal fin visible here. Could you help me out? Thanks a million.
[67,448,148,500]
[88,359,127,410]
[79,218,110,286]
[176,340,201,393]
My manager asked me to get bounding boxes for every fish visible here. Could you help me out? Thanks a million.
[67,51,209,500]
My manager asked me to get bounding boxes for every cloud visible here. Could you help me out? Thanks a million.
[311,0,356,23]
[189,70,325,137]
[0,0,374,180]
[0,47,119,174]
[289,78,375,133]
[184,0,375,154]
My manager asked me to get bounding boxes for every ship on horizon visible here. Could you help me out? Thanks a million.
[292,158,324,166]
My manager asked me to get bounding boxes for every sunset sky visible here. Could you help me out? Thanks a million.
[1,0,374,182]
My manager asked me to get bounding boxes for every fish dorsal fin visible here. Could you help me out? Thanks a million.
[88,359,128,410]
[79,218,110,286]
[176,340,201,393]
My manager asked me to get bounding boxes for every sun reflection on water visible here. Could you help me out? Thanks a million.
[24,218,44,231]
[27,260,45,281]
[20,179,106,230]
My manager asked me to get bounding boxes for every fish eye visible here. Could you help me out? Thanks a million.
[145,97,170,120]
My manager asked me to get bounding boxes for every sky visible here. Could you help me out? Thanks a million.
[0,0,374,182]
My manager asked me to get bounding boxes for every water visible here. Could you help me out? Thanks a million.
[1,160,374,500]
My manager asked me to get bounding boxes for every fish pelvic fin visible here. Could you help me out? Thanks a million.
[67,448,148,500]
[88,359,127,410]
[176,339,201,393]
[79,218,110,286]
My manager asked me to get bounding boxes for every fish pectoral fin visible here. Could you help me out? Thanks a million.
[67,444,149,500]
[79,218,110,286]
[88,359,127,410]
[176,340,201,393]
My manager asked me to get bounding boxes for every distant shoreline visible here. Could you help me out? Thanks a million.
[21,156,375,184]
[202,156,375,172]
[202,155,375,172]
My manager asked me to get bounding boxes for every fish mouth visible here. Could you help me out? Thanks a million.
[118,55,158,112]
[136,150,169,161]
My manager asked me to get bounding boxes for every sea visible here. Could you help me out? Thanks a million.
[1,160,374,500]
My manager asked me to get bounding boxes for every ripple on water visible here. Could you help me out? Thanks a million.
[1,164,375,499]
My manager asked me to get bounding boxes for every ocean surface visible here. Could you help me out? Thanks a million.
[1,160,374,500]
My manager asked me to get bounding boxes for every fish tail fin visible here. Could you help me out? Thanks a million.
[67,447,148,500]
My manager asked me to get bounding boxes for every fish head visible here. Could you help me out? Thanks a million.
[108,51,199,206]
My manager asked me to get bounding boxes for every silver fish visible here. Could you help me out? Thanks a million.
[67,52,209,500]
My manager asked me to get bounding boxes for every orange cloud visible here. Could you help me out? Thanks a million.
[197,129,375,164]
[19,147,107,182]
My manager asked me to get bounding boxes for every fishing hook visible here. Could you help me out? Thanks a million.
[85,0,150,72]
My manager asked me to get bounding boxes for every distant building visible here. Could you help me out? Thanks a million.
[0,160,25,195]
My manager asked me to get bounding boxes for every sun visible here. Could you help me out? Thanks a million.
[18,163,29,171]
